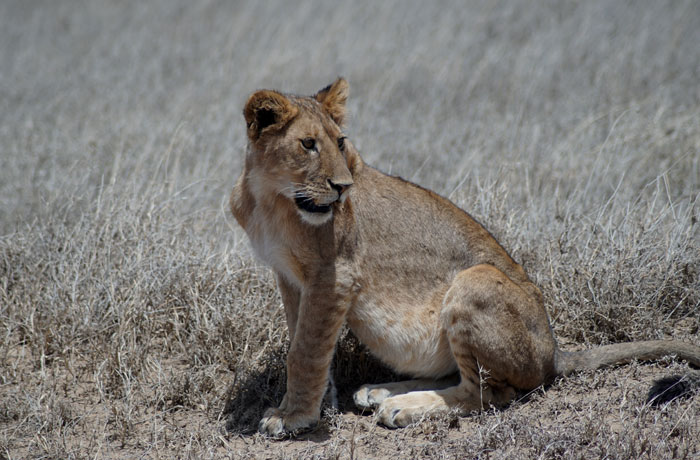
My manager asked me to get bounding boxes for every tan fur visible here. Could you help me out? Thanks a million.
[230,79,700,436]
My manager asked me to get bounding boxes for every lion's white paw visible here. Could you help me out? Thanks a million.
[376,391,448,428]
[353,384,393,409]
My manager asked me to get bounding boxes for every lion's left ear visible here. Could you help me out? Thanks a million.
[315,77,349,127]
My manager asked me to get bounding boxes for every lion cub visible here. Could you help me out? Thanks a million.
[230,78,700,437]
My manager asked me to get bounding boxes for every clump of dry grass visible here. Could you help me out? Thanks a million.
[1,0,699,459]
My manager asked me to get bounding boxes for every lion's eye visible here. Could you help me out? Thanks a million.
[337,136,346,151]
[301,138,316,150]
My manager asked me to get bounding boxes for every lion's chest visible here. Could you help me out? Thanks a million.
[246,213,304,287]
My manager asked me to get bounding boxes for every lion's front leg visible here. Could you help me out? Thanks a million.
[275,273,301,343]
[259,281,348,437]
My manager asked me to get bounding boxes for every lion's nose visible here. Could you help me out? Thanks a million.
[328,179,353,196]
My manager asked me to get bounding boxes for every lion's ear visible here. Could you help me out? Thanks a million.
[243,90,298,141]
[315,77,349,127]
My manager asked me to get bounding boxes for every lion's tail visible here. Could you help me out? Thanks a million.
[554,340,700,404]
[554,340,700,375]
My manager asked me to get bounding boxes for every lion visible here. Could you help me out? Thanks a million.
[229,78,700,437]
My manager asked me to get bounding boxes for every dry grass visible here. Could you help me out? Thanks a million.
[1,0,699,458]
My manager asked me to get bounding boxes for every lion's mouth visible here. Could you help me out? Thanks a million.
[294,196,332,214]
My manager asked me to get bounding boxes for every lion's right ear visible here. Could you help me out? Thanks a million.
[243,90,298,141]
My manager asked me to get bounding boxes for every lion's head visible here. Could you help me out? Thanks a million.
[243,78,356,225]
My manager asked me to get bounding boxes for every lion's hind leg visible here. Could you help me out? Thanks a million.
[376,264,556,428]
[354,375,458,410]
[374,369,516,427]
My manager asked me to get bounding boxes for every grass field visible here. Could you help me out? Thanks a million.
[1,0,699,458]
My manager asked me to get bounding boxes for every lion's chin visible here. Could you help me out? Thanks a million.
[297,207,333,226]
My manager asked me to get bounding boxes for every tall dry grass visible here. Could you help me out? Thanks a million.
[1,0,698,458]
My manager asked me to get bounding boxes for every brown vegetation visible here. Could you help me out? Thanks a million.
[1,0,698,458]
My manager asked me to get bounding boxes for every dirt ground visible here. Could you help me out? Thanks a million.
[3,318,698,459]
[3,342,699,459]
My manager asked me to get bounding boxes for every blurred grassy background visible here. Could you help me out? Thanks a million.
[1,1,699,458]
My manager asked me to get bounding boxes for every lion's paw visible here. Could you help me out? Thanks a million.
[376,398,416,428]
[353,384,393,409]
[258,407,318,438]
[376,392,447,428]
